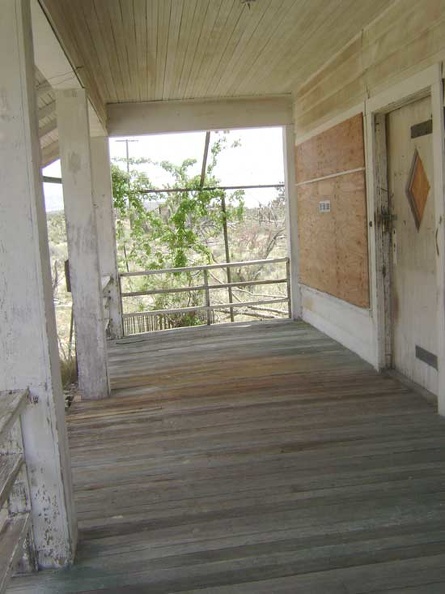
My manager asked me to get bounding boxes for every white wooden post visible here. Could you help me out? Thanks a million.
[91,136,123,339]
[432,74,445,415]
[283,124,302,318]
[56,89,110,400]
[0,0,77,567]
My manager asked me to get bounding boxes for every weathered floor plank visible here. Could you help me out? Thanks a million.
[8,321,445,593]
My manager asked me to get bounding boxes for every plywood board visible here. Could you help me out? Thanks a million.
[298,171,369,308]
[295,114,365,183]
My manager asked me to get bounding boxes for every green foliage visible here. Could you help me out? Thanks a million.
[111,133,244,272]
[112,134,247,329]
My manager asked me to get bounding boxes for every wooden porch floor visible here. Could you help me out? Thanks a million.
[8,320,445,593]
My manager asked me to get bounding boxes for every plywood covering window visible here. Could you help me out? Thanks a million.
[295,113,369,308]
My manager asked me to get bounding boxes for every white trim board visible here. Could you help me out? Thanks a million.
[107,95,293,136]
[366,64,442,114]
[301,286,375,366]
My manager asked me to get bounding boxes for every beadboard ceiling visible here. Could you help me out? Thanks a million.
[39,0,392,109]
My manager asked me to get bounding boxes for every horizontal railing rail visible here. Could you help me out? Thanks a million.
[119,257,290,336]
[0,389,37,591]
[119,257,288,277]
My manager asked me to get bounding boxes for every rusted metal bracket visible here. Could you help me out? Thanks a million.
[376,208,397,233]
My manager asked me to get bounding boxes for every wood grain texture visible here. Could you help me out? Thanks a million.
[298,172,369,308]
[8,321,445,593]
[296,113,365,182]
[294,0,445,136]
[387,96,437,395]
[38,0,390,104]
[296,115,369,309]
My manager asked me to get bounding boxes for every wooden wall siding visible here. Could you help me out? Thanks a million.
[38,0,390,105]
[296,115,369,309]
[295,114,365,183]
[294,0,445,136]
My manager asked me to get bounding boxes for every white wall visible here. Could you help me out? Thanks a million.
[301,286,375,365]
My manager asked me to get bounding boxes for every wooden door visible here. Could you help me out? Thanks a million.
[387,96,437,394]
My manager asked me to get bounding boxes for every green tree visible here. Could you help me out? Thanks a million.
[112,134,244,327]
[112,134,244,271]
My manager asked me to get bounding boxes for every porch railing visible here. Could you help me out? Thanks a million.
[101,275,112,337]
[119,257,290,336]
[0,389,37,591]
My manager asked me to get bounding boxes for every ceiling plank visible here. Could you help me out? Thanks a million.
[41,140,59,168]
[36,81,52,97]
[212,0,273,96]
[39,118,57,139]
[176,0,210,99]
[120,0,139,101]
[193,0,236,98]
[183,0,223,98]
[162,0,185,100]
[38,100,55,121]
[133,0,150,102]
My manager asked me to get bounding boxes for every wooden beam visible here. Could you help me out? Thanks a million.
[107,95,293,136]
[135,183,284,195]
[283,124,301,319]
[38,100,55,121]
[42,174,61,184]
[38,118,57,138]
[35,80,52,97]
[40,140,59,168]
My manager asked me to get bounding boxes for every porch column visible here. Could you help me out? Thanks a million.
[283,124,302,318]
[0,0,77,567]
[56,88,110,399]
[91,136,123,339]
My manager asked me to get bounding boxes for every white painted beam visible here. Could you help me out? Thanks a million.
[91,137,123,339]
[283,125,301,318]
[107,95,293,136]
[432,71,445,415]
[0,0,77,567]
[56,88,110,400]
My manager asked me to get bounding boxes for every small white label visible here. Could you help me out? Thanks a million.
[319,200,331,213]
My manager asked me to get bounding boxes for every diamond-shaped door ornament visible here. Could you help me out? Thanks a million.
[405,149,430,229]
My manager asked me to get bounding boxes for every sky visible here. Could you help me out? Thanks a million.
[43,127,285,212]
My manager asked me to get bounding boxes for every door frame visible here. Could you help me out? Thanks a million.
[365,63,445,412]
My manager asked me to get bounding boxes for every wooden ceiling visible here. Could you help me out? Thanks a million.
[39,0,392,108]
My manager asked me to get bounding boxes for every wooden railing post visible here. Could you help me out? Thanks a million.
[0,389,38,588]
[286,259,292,319]
[221,195,235,322]
[203,269,211,326]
